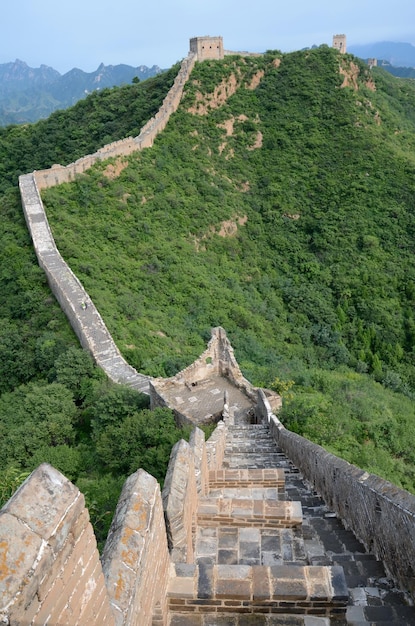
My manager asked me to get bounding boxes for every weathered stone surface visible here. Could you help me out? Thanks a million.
[190,427,209,496]
[162,439,197,563]
[0,512,50,614]
[102,468,170,626]
[0,464,115,626]
[4,463,82,546]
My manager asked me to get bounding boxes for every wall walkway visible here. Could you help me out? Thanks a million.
[3,408,415,624]
[257,389,415,602]
[19,51,196,392]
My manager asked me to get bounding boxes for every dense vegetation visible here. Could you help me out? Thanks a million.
[43,47,415,490]
[2,46,415,544]
[0,67,188,546]
[0,63,179,193]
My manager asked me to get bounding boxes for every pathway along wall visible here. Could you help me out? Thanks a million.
[256,390,415,600]
[19,52,196,393]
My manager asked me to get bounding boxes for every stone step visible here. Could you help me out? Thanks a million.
[167,563,349,617]
[226,437,278,451]
[168,616,323,625]
[195,526,307,566]
[207,486,283,500]
[197,498,303,528]
[227,426,271,434]
[227,426,273,432]
[226,433,276,441]
[208,468,285,490]
[222,454,285,469]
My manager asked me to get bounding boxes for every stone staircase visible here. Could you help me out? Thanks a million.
[166,422,415,625]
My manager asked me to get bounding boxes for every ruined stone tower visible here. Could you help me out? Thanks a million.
[189,36,224,61]
[333,34,347,53]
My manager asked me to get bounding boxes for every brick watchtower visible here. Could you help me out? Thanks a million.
[333,34,347,53]
[190,36,224,61]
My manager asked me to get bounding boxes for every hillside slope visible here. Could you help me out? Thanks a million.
[40,47,415,490]
[44,48,415,384]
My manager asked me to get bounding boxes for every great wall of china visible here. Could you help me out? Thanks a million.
[2,37,415,625]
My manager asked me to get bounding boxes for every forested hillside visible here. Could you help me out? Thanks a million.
[2,46,415,543]
[0,66,187,545]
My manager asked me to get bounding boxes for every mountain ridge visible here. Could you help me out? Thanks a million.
[0,59,164,125]
[349,40,415,67]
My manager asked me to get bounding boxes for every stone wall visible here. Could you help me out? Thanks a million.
[259,398,415,599]
[162,422,227,565]
[19,172,150,394]
[0,464,115,625]
[101,469,171,626]
[33,52,196,190]
[19,52,196,393]
[150,327,257,422]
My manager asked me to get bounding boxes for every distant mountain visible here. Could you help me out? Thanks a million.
[0,60,163,125]
[348,41,415,68]
[375,61,415,79]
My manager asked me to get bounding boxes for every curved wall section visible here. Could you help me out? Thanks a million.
[19,173,149,392]
[34,53,196,190]
[19,53,196,392]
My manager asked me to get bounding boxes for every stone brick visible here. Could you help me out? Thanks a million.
[169,576,196,598]
[252,566,270,600]
[0,511,52,614]
[306,567,330,601]
[198,562,214,599]
[4,464,83,550]
[272,578,308,601]
[215,565,252,599]
[329,565,349,602]
[170,615,202,626]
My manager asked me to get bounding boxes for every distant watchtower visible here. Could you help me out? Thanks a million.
[332,34,347,54]
[190,36,224,61]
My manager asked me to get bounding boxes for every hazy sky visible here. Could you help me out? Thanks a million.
[1,0,414,73]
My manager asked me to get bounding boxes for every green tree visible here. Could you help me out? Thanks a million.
[94,407,188,482]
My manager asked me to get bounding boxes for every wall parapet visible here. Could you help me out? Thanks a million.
[101,469,170,626]
[0,464,116,625]
[161,422,227,566]
[162,440,197,563]
[33,52,196,190]
[19,172,150,394]
[262,399,415,599]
